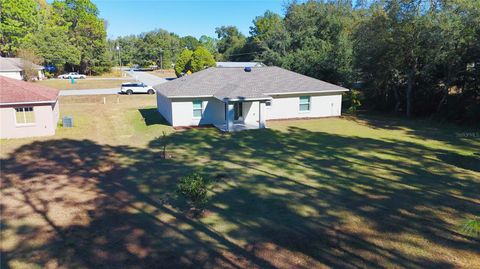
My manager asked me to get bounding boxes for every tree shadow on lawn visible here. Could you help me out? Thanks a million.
[1,127,479,268]
[347,113,480,150]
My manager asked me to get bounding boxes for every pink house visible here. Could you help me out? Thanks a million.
[0,76,60,139]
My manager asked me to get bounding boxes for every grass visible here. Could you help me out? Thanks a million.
[36,78,129,90]
[1,98,479,269]
[89,69,127,78]
[147,69,176,79]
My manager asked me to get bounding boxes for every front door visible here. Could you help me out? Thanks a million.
[234,102,243,121]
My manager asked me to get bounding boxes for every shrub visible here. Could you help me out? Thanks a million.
[174,49,193,77]
[177,172,209,208]
[461,218,480,238]
[347,89,362,115]
[190,46,216,72]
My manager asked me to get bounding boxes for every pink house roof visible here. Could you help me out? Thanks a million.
[0,76,59,105]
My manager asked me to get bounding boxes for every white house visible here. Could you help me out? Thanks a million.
[155,66,349,132]
[0,57,45,80]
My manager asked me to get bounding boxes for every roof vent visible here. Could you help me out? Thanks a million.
[244,67,252,72]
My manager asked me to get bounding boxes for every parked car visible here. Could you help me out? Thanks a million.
[58,72,86,79]
[120,82,155,95]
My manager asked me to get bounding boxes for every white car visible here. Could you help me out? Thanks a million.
[120,82,155,95]
[58,72,86,79]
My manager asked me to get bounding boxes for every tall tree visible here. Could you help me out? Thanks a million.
[190,46,216,72]
[0,0,39,56]
[181,35,200,51]
[199,35,217,55]
[215,26,247,61]
[249,10,290,65]
[51,0,111,74]
[23,3,81,71]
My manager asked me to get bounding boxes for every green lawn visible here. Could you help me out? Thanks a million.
[1,97,479,268]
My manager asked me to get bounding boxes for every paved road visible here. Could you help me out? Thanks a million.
[127,71,167,86]
[59,71,167,96]
[59,88,120,96]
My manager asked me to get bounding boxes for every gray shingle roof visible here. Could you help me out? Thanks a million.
[216,62,264,68]
[154,66,349,101]
[0,57,44,72]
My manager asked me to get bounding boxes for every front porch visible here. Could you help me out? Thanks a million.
[214,121,260,132]
[216,98,269,132]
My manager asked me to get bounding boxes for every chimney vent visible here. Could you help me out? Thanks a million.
[244,67,252,72]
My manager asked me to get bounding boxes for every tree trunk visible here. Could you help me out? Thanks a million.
[406,61,417,118]
[394,87,401,113]
[437,68,450,113]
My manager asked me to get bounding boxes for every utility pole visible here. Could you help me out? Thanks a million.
[116,44,122,75]
[159,48,163,70]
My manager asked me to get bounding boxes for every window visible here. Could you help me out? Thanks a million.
[15,107,35,125]
[299,96,310,112]
[193,100,203,118]
[266,101,271,107]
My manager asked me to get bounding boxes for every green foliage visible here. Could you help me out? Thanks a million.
[346,90,362,115]
[0,0,111,74]
[191,46,216,72]
[174,48,193,77]
[176,172,210,208]
[181,35,200,50]
[0,0,39,56]
[461,218,480,238]
[199,35,217,55]
[215,25,247,61]
[16,48,43,80]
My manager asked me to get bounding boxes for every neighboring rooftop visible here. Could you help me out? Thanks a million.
[216,62,264,68]
[154,66,349,101]
[0,76,59,105]
[0,57,44,72]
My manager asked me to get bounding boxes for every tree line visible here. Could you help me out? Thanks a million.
[0,0,112,75]
[111,0,479,122]
[239,0,479,122]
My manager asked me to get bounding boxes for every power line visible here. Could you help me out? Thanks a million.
[226,51,262,57]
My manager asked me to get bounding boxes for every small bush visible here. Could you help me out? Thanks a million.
[346,89,362,115]
[177,172,209,208]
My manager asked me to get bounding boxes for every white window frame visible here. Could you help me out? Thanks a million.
[14,107,36,126]
[299,96,311,112]
[192,100,203,118]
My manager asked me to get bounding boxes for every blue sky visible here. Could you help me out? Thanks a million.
[92,0,287,39]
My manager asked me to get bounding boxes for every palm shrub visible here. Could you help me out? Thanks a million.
[177,172,209,209]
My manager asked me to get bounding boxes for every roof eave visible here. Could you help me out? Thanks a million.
[265,89,349,95]
[167,95,214,99]
[0,99,57,106]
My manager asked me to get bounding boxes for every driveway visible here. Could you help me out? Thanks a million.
[127,71,167,86]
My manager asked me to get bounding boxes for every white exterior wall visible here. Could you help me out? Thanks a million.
[171,97,225,127]
[156,93,173,125]
[242,101,260,123]
[267,93,343,120]
[0,71,22,80]
[0,102,58,139]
